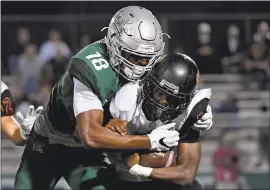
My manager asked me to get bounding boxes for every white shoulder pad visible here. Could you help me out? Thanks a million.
[114,82,140,111]
[109,82,140,122]
[186,88,212,116]
[1,81,9,94]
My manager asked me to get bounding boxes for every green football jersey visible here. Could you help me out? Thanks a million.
[46,40,121,135]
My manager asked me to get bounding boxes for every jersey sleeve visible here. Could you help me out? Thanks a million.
[68,42,120,105]
[179,98,210,143]
[177,89,211,143]
[179,128,200,143]
[68,57,97,93]
[73,78,103,117]
[1,83,15,117]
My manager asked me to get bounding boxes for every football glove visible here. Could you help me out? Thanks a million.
[15,105,43,140]
[147,122,179,151]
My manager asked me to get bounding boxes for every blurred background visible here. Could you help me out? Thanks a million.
[1,1,269,189]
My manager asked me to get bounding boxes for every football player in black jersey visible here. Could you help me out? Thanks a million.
[106,53,213,189]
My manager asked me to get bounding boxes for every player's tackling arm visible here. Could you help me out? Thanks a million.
[76,110,151,150]
[73,78,150,150]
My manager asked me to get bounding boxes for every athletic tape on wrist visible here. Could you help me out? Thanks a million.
[129,164,153,178]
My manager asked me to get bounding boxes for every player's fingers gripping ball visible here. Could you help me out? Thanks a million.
[105,118,128,135]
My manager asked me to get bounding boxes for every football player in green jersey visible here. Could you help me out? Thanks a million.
[14,6,179,190]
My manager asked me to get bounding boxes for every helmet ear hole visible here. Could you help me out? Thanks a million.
[111,33,116,38]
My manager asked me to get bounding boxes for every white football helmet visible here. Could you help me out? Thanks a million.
[104,6,166,82]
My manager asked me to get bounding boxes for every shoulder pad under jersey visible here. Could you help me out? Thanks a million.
[109,82,140,121]
[115,82,140,111]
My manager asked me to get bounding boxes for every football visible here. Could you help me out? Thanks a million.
[139,148,177,168]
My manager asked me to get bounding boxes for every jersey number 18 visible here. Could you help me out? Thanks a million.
[86,52,109,71]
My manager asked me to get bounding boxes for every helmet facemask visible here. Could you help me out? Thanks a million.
[142,75,192,122]
[105,35,164,82]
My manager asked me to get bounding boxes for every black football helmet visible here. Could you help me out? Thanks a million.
[142,53,199,122]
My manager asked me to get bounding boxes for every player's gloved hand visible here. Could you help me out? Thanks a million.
[15,105,43,140]
[105,118,128,136]
[192,104,213,131]
[147,122,179,151]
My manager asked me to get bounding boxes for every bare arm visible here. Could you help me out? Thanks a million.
[149,97,206,185]
[1,83,25,146]
[73,77,150,150]
[73,78,178,151]
[1,116,25,146]
[76,110,150,150]
[150,142,201,185]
